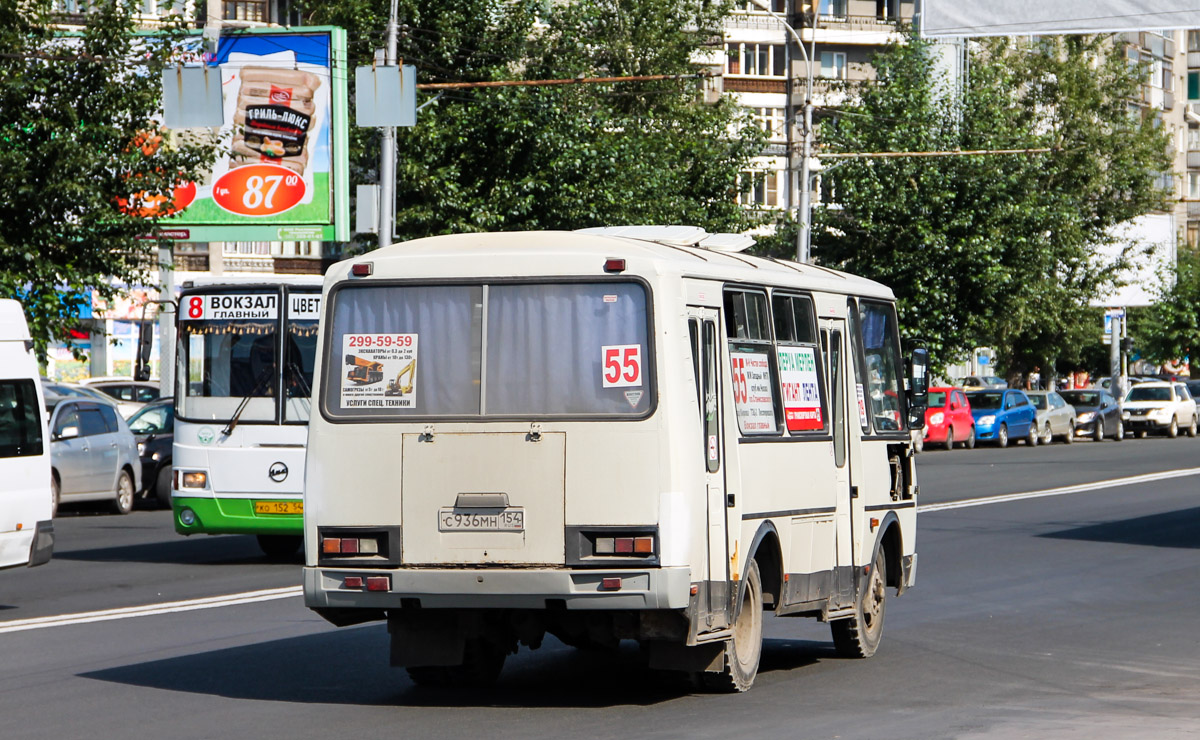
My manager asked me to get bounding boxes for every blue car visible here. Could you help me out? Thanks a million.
[965,389,1038,447]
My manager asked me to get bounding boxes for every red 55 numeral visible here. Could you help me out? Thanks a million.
[602,345,642,388]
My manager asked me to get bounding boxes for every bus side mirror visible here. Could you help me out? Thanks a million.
[135,320,154,382]
[908,347,929,430]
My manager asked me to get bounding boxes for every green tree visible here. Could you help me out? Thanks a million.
[1139,249,1200,366]
[0,0,218,359]
[302,0,768,244]
[781,32,1170,376]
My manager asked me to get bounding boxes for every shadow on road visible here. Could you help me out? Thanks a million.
[81,626,830,707]
[52,534,301,566]
[1040,506,1200,549]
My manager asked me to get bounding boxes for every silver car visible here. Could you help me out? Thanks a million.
[1026,390,1077,444]
[47,397,141,516]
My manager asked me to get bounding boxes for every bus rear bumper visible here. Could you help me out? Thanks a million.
[173,496,303,536]
[303,565,694,611]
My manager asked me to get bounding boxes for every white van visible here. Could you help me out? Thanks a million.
[0,299,54,570]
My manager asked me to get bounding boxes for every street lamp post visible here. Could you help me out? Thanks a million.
[749,0,817,263]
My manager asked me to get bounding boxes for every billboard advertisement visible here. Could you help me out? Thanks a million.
[921,1,1200,37]
[163,28,349,242]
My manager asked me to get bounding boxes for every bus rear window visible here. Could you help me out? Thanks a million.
[323,281,652,419]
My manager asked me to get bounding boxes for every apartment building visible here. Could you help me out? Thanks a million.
[722,0,911,218]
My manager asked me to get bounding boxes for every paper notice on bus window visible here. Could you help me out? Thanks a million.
[183,293,278,321]
[602,344,643,388]
[778,346,823,432]
[730,352,777,433]
[856,383,869,428]
[288,293,321,320]
[339,334,418,409]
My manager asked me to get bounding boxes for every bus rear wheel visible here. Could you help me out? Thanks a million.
[832,548,886,659]
[701,559,763,693]
[257,534,302,559]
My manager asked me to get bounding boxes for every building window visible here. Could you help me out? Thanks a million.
[876,0,900,21]
[1189,71,1199,101]
[734,0,785,12]
[820,51,847,80]
[1189,30,1200,52]
[1188,222,1200,248]
[1189,172,1200,199]
[738,170,782,208]
[1164,59,1174,92]
[819,0,848,18]
[1188,127,1200,151]
[750,107,787,142]
[726,43,786,77]
[223,0,267,22]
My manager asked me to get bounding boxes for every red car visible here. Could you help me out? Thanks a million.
[920,386,975,450]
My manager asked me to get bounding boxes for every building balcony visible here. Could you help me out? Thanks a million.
[725,77,789,94]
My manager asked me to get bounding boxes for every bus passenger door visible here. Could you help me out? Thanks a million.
[689,309,729,630]
[821,322,855,608]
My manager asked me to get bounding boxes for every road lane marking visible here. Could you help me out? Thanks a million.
[919,467,1200,512]
[0,585,303,634]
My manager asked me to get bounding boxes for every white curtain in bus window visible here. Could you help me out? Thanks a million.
[858,301,904,432]
[326,285,482,416]
[485,283,650,415]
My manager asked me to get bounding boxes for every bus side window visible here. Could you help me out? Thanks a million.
[723,288,782,435]
[704,320,720,473]
[830,330,845,468]
[857,300,905,432]
[689,318,701,418]
[772,292,826,434]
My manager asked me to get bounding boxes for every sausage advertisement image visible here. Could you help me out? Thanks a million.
[231,67,321,167]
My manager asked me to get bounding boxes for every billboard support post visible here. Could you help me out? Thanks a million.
[378,0,399,250]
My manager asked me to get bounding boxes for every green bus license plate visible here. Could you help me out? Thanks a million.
[254,501,303,515]
[438,508,524,532]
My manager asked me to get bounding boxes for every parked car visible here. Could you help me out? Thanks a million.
[1058,389,1123,441]
[1026,390,1076,444]
[966,388,1037,447]
[1121,381,1199,438]
[961,375,1007,391]
[78,377,161,418]
[920,386,975,451]
[46,397,141,516]
[126,397,173,508]
[1185,379,1200,401]
[41,380,120,407]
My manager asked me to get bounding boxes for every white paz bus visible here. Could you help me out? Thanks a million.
[303,227,927,691]
[0,299,54,571]
[172,276,322,558]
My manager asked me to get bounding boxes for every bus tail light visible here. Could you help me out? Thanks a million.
[322,536,381,555]
[600,577,622,590]
[344,576,364,589]
[603,258,626,273]
[366,576,390,592]
[593,535,655,557]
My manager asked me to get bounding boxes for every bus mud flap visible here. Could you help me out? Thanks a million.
[389,612,465,667]
[647,640,724,673]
